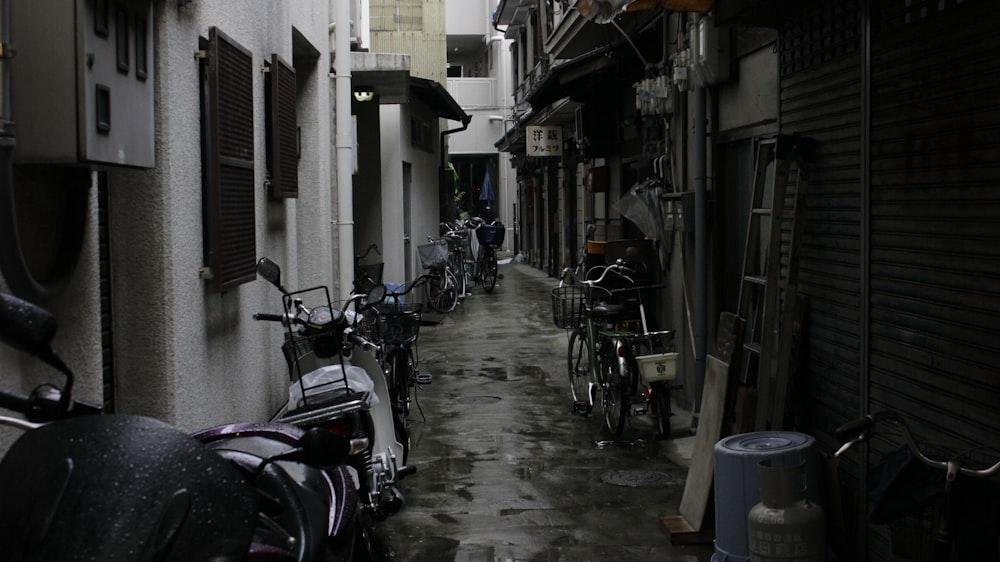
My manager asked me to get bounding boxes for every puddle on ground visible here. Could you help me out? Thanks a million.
[456,395,502,404]
[601,469,673,487]
[479,367,508,381]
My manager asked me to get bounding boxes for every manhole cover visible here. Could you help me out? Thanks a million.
[457,395,502,404]
[601,470,672,488]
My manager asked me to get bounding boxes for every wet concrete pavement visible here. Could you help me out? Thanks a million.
[375,261,716,562]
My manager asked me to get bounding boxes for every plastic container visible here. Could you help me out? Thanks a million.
[636,352,678,383]
[586,239,606,254]
[713,432,824,562]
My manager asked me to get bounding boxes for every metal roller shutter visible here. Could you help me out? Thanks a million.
[869,0,1000,453]
[778,0,864,449]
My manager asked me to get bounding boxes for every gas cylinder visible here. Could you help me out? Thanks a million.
[748,460,827,561]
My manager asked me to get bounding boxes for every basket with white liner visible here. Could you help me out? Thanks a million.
[635,329,677,384]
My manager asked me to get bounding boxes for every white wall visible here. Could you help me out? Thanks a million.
[380,104,447,283]
[106,1,336,431]
[446,0,490,36]
[0,1,339,437]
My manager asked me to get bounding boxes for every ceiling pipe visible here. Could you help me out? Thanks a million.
[333,0,354,300]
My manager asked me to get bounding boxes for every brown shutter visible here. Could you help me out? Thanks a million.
[203,27,256,291]
[267,53,298,198]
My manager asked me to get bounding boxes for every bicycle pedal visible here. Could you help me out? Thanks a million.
[573,402,592,415]
[633,407,648,416]
[415,373,433,384]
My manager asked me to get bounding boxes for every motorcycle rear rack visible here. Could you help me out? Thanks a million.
[279,393,371,427]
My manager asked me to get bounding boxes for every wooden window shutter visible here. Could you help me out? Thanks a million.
[202,27,256,291]
[266,54,298,198]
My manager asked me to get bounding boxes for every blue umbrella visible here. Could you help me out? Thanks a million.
[479,168,496,202]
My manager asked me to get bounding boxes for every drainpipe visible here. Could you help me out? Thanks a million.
[439,115,472,219]
[334,0,354,300]
[691,13,707,431]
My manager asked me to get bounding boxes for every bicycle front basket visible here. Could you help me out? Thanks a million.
[418,240,450,269]
[476,224,505,246]
[375,302,422,345]
[551,285,585,329]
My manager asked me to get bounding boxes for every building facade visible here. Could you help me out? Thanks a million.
[1,2,354,440]
[496,0,1000,559]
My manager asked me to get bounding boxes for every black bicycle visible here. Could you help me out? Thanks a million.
[354,243,383,294]
[361,275,432,463]
[836,411,1000,561]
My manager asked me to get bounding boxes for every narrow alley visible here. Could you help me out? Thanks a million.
[377,261,715,562]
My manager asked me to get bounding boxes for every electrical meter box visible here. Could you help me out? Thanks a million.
[11,0,155,168]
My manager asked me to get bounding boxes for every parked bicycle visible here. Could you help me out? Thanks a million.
[354,242,383,294]
[417,237,459,313]
[552,260,678,439]
[835,411,1000,562]
[440,221,473,298]
[361,275,434,463]
[471,217,505,293]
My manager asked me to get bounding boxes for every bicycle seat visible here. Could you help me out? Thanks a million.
[590,302,628,318]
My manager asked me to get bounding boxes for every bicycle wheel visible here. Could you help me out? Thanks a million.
[601,340,629,438]
[439,268,460,312]
[566,327,591,413]
[424,271,451,313]
[389,351,411,463]
[652,381,672,439]
[451,250,467,297]
[482,247,498,292]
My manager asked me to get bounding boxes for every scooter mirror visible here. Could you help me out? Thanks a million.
[0,293,58,360]
[256,258,285,293]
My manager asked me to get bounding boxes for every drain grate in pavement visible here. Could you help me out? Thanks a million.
[457,395,502,404]
[601,470,672,488]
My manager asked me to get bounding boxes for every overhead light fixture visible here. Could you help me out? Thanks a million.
[353,88,374,102]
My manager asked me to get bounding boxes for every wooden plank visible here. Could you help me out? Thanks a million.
[770,292,808,430]
[677,354,731,532]
[659,515,716,545]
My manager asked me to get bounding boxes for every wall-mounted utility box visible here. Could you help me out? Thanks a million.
[11,0,155,168]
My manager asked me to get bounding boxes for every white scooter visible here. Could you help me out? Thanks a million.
[253,258,413,543]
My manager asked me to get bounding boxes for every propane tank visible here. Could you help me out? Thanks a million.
[748,460,827,561]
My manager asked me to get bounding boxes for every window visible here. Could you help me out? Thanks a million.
[199,27,256,291]
[265,54,298,198]
[410,114,434,151]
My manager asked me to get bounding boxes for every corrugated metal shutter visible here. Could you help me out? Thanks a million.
[778,0,863,447]
[869,0,1000,444]
[203,27,256,292]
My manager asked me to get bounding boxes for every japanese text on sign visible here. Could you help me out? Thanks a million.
[526,126,562,157]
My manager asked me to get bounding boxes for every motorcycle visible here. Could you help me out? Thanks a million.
[0,292,362,561]
[252,258,414,537]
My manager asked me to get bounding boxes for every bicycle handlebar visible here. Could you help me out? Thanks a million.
[558,261,635,288]
[346,328,380,356]
[835,411,1000,478]
[355,243,381,261]
[385,274,433,298]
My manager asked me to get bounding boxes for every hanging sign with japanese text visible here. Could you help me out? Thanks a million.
[526,125,563,157]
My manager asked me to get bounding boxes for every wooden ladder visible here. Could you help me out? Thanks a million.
[734,134,812,431]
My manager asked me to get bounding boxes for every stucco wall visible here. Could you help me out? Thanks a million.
[105,1,336,431]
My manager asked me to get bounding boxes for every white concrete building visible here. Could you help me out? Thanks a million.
[444,0,516,250]
[0,1,349,436]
